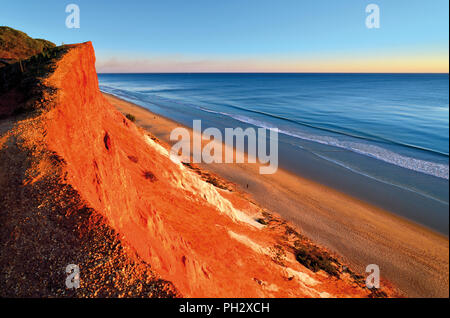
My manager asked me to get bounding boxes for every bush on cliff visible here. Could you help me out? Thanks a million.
[0,26,56,65]
[295,246,339,277]
[126,113,136,122]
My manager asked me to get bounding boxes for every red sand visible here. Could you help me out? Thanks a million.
[4,42,398,297]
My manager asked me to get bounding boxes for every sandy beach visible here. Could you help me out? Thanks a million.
[104,92,449,298]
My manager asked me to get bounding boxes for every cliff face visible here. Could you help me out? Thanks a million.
[0,41,394,297]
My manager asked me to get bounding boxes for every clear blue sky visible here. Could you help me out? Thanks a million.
[1,0,448,72]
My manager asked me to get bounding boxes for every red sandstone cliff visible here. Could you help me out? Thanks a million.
[0,41,396,297]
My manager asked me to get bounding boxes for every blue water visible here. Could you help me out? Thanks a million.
[98,73,449,176]
[98,73,450,233]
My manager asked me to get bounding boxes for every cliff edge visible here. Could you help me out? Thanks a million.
[0,38,397,297]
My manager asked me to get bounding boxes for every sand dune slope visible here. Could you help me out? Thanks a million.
[0,42,397,297]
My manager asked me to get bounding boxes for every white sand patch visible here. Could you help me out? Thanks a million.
[176,172,263,228]
[284,267,319,287]
[144,135,170,158]
[228,230,335,298]
[144,135,263,228]
[318,291,333,298]
[283,267,334,298]
[228,230,271,255]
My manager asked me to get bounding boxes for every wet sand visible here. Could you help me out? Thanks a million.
[103,92,449,298]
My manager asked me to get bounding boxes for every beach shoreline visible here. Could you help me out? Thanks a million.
[103,92,449,298]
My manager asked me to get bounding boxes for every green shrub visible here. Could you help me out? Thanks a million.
[295,246,339,277]
[126,113,136,122]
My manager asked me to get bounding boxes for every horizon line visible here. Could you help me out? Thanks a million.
[97,71,450,75]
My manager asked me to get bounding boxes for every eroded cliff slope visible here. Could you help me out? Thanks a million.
[0,41,396,297]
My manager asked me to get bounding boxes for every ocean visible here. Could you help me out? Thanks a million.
[98,73,449,234]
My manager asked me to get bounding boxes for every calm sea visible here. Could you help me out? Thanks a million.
[98,73,449,233]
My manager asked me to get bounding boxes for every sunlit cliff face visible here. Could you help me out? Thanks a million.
[0,40,397,298]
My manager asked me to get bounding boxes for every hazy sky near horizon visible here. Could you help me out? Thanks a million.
[1,0,448,72]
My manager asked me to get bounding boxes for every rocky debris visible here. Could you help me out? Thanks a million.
[0,37,399,298]
[0,115,179,297]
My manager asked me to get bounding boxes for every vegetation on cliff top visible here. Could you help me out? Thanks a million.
[0,27,396,297]
[0,27,67,118]
[0,26,55,66]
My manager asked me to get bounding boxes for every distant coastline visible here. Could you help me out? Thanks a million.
[97,72,450,75]
[104,92,449,297]
[98,73,449,235]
